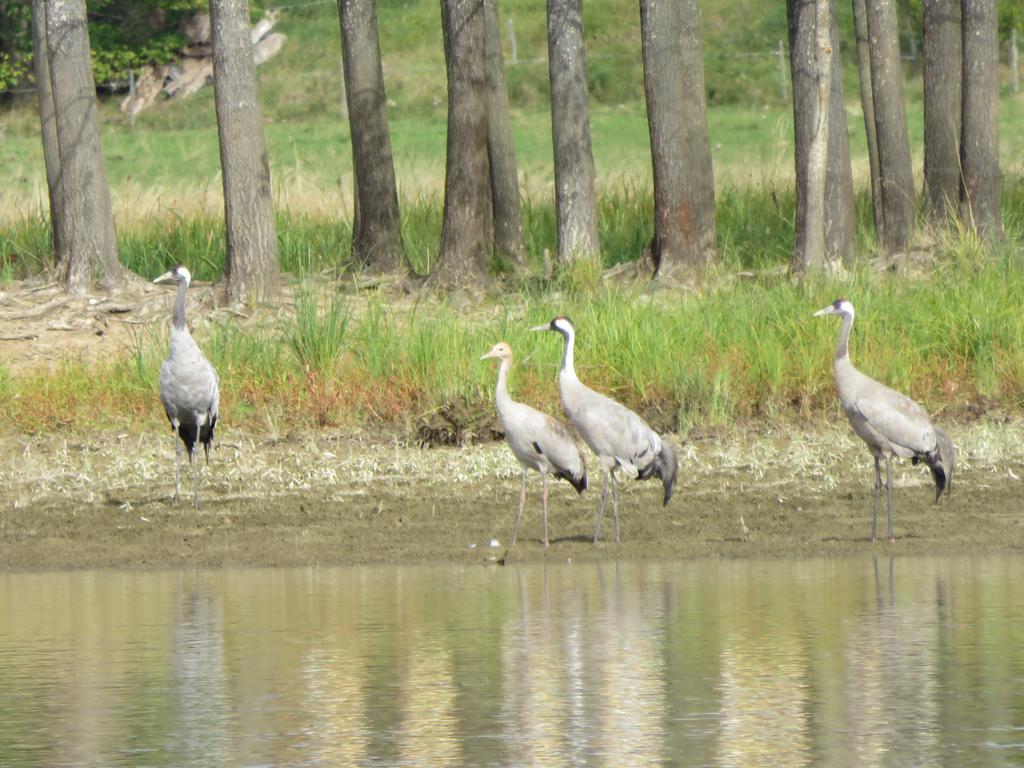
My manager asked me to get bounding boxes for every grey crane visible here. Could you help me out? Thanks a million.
[482,342,587,548]
[814,298,955,542]
[531,316,678,543]
[154,265,220,509]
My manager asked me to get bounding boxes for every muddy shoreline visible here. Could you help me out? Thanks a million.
[1,422,1022,570]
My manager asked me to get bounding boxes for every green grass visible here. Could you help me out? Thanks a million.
[4,238,1024,437]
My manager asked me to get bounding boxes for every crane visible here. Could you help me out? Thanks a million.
[531,316,678,543]
[154,265,220,509]
[482,342,587,547]
[814,298,955,542]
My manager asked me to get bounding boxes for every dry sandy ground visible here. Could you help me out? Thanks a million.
[1,421,1022,570]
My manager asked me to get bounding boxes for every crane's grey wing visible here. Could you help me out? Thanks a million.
[535,412,585,472]
[853,392,936,457]
[569,388,658,476]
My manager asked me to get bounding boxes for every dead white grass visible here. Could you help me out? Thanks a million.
[1,420,1019,511]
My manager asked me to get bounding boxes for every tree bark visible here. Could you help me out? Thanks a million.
[788,0,834,273]
[484,0,525,265]
[430,0,493,289]
[547,0,600,265]
[824,3,856,267]
[44,0,124,293]
[865,0,916,253]
[210,0,280,305]
[923,0,962,220]
[852,0,884,245]
[960,0,1001,238]
[339,0,407,274]
[31,0,63,261]
[639,0,716,278]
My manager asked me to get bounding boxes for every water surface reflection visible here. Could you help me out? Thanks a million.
[1,557,1022,766]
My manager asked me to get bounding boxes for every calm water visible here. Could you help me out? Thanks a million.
[1,557,1023,767]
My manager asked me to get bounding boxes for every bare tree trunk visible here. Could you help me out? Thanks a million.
[960,0,1002,238]
[547,0,600,265]
[825,4,856,267]
[852,0,884,245]
[788,0,834,273]
[210,0,280,305]
[639,0,716,278]
[31,0,63,261]
[44,0,124,293]
[484,0,525,266]
[430,0,493,290]
[339,0,407,274]
[865,0,916,252]
[923,0,962,220]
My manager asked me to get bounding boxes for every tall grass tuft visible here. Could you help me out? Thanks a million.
[284,289,351,377]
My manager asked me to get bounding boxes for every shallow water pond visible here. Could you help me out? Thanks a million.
[1,557,1023,766]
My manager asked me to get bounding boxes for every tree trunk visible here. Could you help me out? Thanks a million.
[31,0,63,261]
[824,3,856,267]
[923,0,962,220]
[788,0,834,273]
[639,0,716,278]
[430,0,493,289]
[547,0,600,265]
[852,0,884,246]
[44,0,124,293]
[210,0,280,305]
[484,0,525,265]
[865,0,916,253]
[960,0,1001,238]
[339,0,407,274]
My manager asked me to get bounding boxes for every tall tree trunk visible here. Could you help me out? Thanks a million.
[210,0,280,305]
[960,0,1001,238]
[484,0,525,266]
[339,0,407,274]
[547,0,600,265]
[923,0,962,220]
[824,3,856,267]
[430,0,493,289]
[852,0,884,245]
[31,0,63,261]
[865,0,916,253]
[788,0,835,273]
[44,0,124,293]
[639,0,716,278]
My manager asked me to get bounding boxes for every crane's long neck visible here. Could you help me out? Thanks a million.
[173,279,189,331]
[558,328,576,381]
[835,313,853,363]
[494,357,513,411]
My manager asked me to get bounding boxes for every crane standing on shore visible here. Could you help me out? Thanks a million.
[814,298,955,542]
[154,265,220,509]
[482,342,587,548]
[531,316,678,543]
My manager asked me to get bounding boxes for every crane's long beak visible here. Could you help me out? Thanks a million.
[153,271,175,285]
[812,305,835,317]
[480,351,496,360]
[529,324,550,332]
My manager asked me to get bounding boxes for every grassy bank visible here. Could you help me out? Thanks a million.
[2,237,1023,440]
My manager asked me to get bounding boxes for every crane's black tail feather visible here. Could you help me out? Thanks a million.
[924,427,955,502]
[656,437,678,507]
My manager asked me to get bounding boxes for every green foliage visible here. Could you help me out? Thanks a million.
[0,1,31,91]
[284,289,351,377]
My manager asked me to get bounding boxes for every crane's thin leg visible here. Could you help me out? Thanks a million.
[885,454,894,543]
[542,472,550,548]
[511,469,527,547]
[192,445,200,510]
[870,456,881,542]
[594,470,609,543]
[611,470,621,544]
[172,427,182,507]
